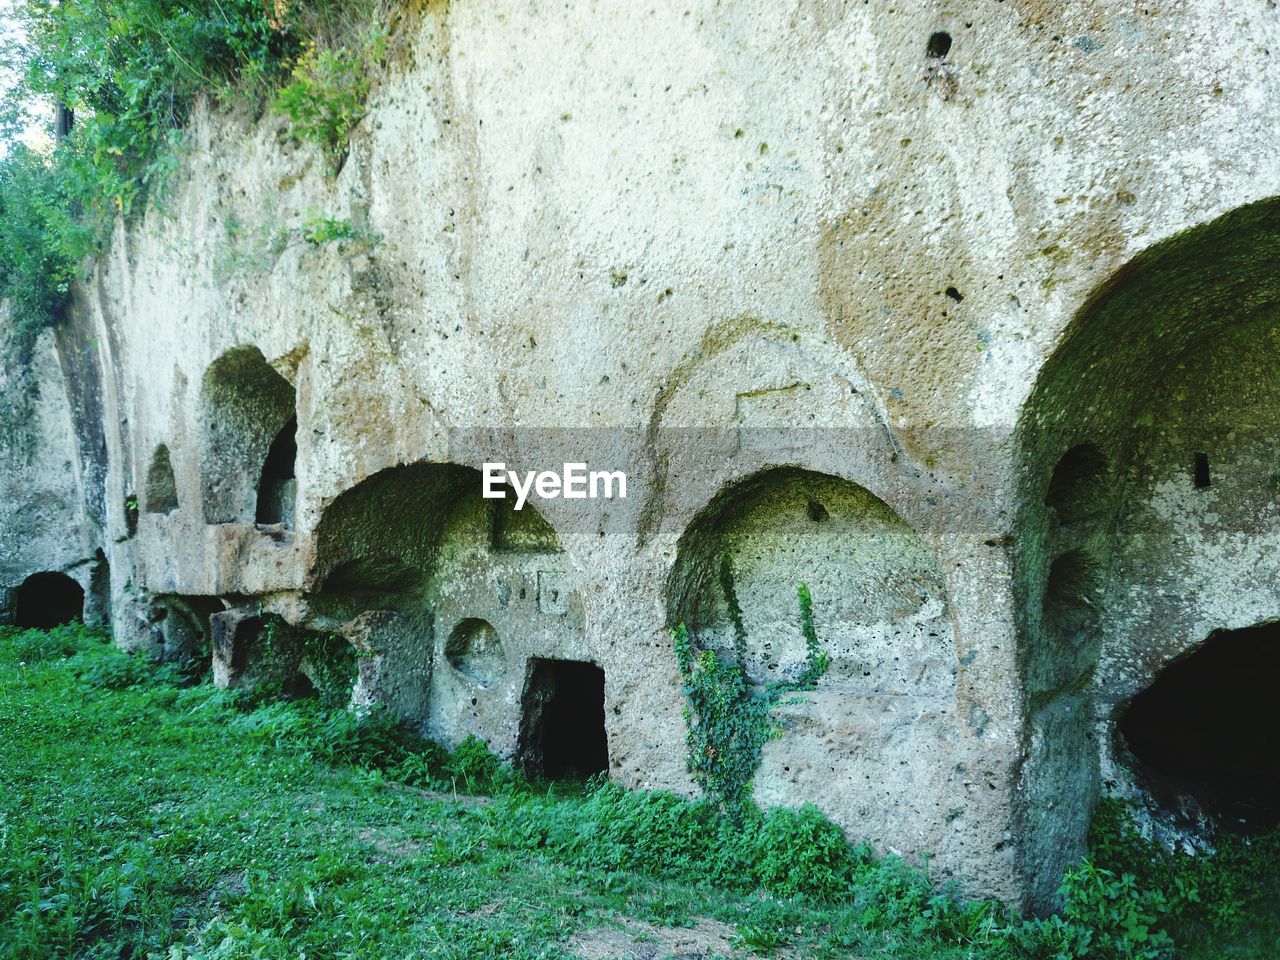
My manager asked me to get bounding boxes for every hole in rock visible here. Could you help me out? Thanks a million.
[1043,550,1101,644]
[518,658,608,780]
[200,345,295,524]
[1194,452,1211,489]
[145,444,179,514]
[1119,621,1280,832]
[256,416,297,527]
[1045,443,1109,523]
[13,572,84,629]
[124,494,139,537]
[945,286,963,302]
[445,618,505,686]
[806,499,829,522]
[927,31,952,58]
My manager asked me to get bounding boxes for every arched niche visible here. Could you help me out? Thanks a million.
[1013,196,1280,908]
[144,443,179,515]
[668,466,953,689]
[310,462,484,600]
[311,462,583,761]
[256,416,297,528]
[199,346,295,525]
[667,466,958,861]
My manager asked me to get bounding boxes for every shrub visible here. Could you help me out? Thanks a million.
[1,0,383,334]
[1021,861,1176,960]
[445,734,511,793]
[0,146,94,335]
[257,614,357,707]
[272,27,384,173]
[754,804,860,900]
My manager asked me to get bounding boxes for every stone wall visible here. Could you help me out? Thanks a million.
[3,0,1279,911]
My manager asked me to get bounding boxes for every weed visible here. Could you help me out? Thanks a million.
[0,622,103,663]
[734,920,787,951]
[256,613,356,707]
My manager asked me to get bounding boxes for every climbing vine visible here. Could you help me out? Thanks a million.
[673,554,830,816]
[795,582,830,688]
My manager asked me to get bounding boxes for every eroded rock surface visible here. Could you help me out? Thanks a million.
[3,0,1279,910]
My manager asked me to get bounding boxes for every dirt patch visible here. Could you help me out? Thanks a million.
[209,870,247,906]
[410,786,493,807]
[568,916,792,960]
[358,826,423,861]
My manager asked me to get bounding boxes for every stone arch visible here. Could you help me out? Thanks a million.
[199,346,295,525]
[310,462,483,598]
[669,466,953,686]
[1013,196,1280,907]
[311,462,583,758]
[13,571,84,629]
[144,443,179,514]
[668,466,957,855]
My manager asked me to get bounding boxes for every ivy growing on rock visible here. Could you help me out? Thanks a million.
[673,553,830,816]
[258,614,357,708]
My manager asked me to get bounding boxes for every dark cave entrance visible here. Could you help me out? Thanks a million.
[1119,621,1280,833]
[14,572,84,629]
[256,416,297,528]
[518,658,609,780]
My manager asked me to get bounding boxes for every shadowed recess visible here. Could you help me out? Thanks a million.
[1119,621,1280,833]
[518,658,608,780]
[1012,195,1280,911]
[310,462,483,595]
[199,346,295,524]
[1044,444,1109,524]
[256,415,297,527]
[145,443,179,514]
[13,572,84,629]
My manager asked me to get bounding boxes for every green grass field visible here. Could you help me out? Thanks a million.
[1,625,1276,959]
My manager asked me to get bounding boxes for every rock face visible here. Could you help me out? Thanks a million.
[2,0,1279,911]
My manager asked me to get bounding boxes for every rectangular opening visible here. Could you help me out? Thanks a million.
[517,658,609,780]
[1194,452,1211,489]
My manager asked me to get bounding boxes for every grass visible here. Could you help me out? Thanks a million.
[1,624,1278,959]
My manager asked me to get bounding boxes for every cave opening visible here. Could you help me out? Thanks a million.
[1119,620,1280,832]
[518,658,608,780]
[256,415,297,528]
[13,572,84,629]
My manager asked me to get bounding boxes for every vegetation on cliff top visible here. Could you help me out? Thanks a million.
[0,0,383,337]
[2,623,1279,959]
